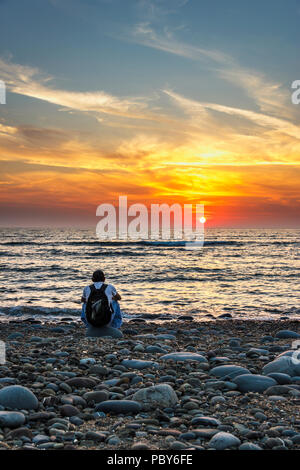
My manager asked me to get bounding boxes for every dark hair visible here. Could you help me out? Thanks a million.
[92,269,105,282]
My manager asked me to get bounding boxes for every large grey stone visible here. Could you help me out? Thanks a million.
[232,374,277,393]
[275,330,300,339]
[132,384,178,410]
[210,365,251,380]
[86,326,123,338]
[121,359,159,370]
[263,356,300,377]
[160,352,208,363]
[267,373,292,384]
[0,411,26,428]
[208,432,241,450]
[95,400,141,414]
[0,385,38,410]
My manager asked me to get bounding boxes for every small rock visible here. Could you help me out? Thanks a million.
[210,365,251,379]
[95,400,142,414]
[132,384,178,410]
[0,411,25,428]
[122,359,159,370]
[160,352,208,363]
[60,405,79,417]
[239,442,262,450]
[275,330,300,339]
[208,432,241,450]
[232,374,277,393]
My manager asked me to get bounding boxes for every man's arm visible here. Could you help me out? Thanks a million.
[112,291,121,301]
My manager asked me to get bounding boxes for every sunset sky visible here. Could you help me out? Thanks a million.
[0,0,300,227]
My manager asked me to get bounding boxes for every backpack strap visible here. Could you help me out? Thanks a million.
[99,283,107,293]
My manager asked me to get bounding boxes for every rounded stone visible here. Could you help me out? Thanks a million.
[232,374,277,393]
[208,432,241,450]
[160,352,208,363]
[145,345,167,354]
[121,359,159,370]
[0,386,38,410]
[239,442,262,450]
[263,357,300,377]
[132,384,178,410]
[65,377,97,388]
[267,373,292,384]
[80,358,96,366]
[275,330,300,339]
[86,326,123,338]
[210,365,251,380]
[95,400,142,414]
[83,391,109,405]
[0,411,26,428]
[59,404,79,417]
[191,416,221,427]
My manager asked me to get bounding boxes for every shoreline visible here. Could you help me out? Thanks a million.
[0,318,299,450]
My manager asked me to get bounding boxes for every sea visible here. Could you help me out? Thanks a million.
[0,228,299,323]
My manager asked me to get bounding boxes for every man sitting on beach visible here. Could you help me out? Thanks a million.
[81,269,122,329]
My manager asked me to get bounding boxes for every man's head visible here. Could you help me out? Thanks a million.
[92,269,105,282]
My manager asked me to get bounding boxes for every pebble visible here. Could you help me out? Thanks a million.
[1,318,300,451]
[133,384,178,410]
[121,360,159,370]
[95,400,142,414]
[232,374,277,393]
[160,352,208,363]
[191,416,221,427]
[210,365,251,379]
[83,391,109,404]
[0,386,38,410]
[263,357,300,377]
[131,442,151,450]
[0,411,25,428]
[275,330,300,339]
[239,442,262,450]
[208,432,241,450]
[59,405,80,417]
[267,373,292,384]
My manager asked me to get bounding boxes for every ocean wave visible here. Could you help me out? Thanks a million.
[0,239,244,247]
[0,305,133,320]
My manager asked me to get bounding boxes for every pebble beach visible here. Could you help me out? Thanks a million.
[0,318,300,451]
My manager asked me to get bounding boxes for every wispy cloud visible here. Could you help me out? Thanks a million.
[0,58,151,120]
[130,24,292,118]
[164,89,300,140]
